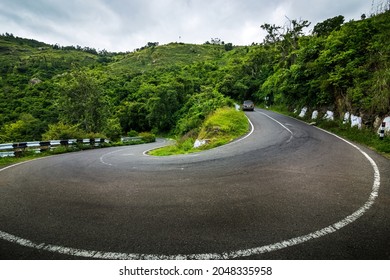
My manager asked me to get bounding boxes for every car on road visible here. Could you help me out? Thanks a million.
[242,100,255,111]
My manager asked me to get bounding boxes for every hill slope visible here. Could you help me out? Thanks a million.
[0,10,389,144]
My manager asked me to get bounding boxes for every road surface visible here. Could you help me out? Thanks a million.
[0,109,389,259]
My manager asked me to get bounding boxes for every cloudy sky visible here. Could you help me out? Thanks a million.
[0,0,377,52]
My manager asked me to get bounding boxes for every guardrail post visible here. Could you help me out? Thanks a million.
[379,122,385,140]
[39,141,51,153]
[12,142,27,157]
[60,140,69,146]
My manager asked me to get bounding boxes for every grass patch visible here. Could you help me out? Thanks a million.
[0,152,47,169]
[198,107,249,148]
[148,107,249,156]
[148,138,199,156]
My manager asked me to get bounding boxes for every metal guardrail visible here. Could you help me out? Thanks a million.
[0,138,109,158]
[120,136,143,142]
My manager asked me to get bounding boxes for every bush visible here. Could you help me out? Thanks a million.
[178,137,195,152]
[0,113,43,142]
[42,122,107,141]
[198,107,248,140]
[42,122,85,140]
[103,118,122,142]
[51,145,78,154]
[127,130,138,137]
[174,88,234,136]
[139,132,156,143]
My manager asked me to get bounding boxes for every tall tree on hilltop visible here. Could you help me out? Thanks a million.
[313,15,345,37]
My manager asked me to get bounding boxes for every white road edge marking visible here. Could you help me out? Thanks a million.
[100,139,167,165]
[0,115,381,259]
[231,115,255,144]
[211,115,255,149]
[99,148,131,166]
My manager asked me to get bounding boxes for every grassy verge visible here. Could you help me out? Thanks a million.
[0,152,48,169]
[148,107,249,156]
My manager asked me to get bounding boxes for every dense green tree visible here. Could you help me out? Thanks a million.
[117,101,150,133]
[146,87,180,132]
[261,23,283,45]
[313,15,345,36]
[42,122,86,140]
[103,118,122,141]
[58,71,109,133]
[0,113,42,142]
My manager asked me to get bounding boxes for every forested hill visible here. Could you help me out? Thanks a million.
[1,10,389,143]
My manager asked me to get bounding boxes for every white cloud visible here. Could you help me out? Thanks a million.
[0,0,373,52]
[240,21,262,45]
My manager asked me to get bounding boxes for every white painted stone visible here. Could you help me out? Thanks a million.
[311,110,318,120]
[351,114,362,129]
[299,107,307,118]
[343,112,350,124]
[378,116,390,135]
[323,111,334,121]
[194,139,207,148]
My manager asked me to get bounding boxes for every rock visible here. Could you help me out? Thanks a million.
[29,78,42,85]
[374,116,382,129]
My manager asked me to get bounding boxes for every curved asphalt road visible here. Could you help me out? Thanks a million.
[0,109,389,260]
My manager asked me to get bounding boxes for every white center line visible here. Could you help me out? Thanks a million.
[257,110,294,142]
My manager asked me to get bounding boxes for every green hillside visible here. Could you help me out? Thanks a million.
[108,43,231,73]
[0,34,239,142]
[0,10,389,148]
[0,35,99,79]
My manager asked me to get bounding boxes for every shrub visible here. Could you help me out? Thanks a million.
[127,130,138,137]
[198,107,248,140]
[139,132,156,143]
[103,118,122,142]
[42,122,85,140]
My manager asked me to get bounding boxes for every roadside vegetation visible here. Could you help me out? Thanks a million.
[0,7,389,158]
